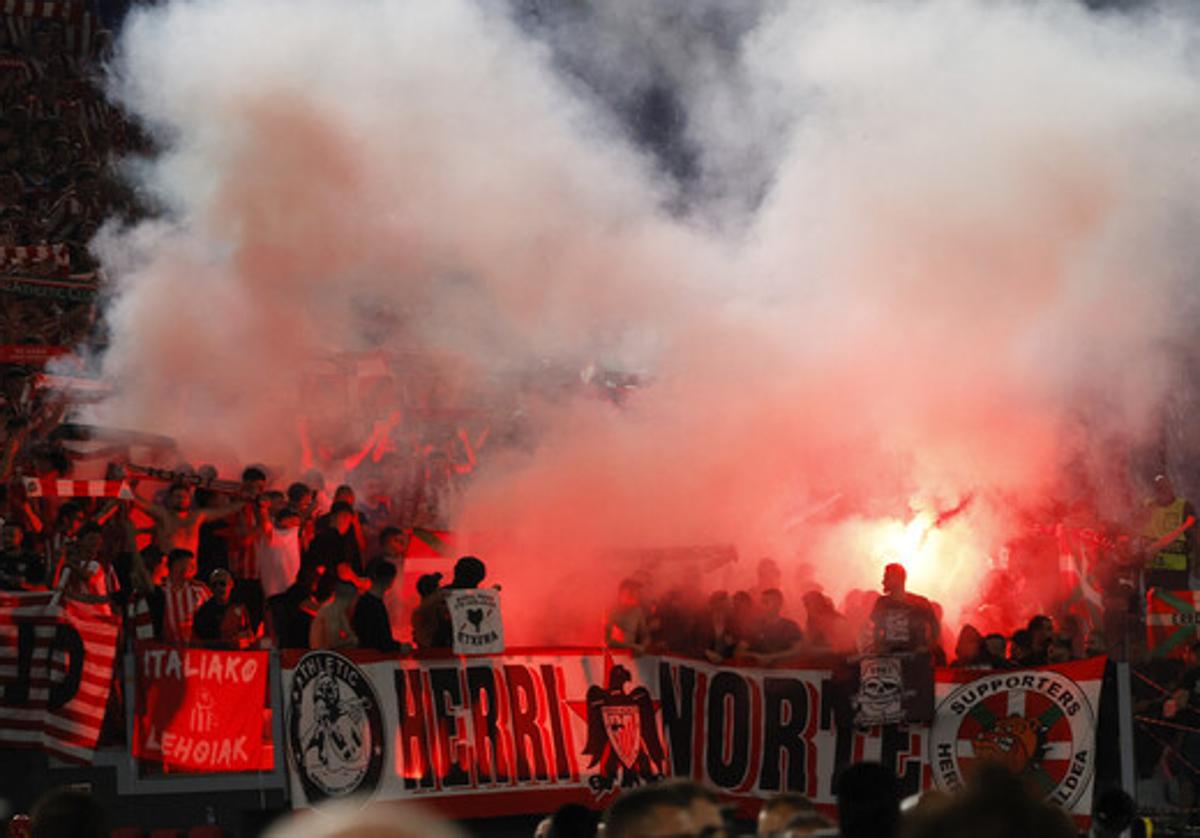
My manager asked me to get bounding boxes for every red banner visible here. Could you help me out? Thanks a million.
[0,345,70,364]
[133,644,270,772]
[0,591,119,763]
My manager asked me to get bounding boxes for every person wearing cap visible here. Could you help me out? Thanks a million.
[193,568,255,649]
[1142,474,1197,591]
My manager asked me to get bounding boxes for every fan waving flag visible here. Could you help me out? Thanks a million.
[1146,589,1200,658]
[0,591,120,762]
[1056,524,1104,633]
[22,477,134,499]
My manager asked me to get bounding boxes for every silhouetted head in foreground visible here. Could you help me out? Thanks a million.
[264,800,462,838]
[605,781,725,838]
[837,762,899,838]
[30,787,106,838]
[900,764,1075,838]
[547,802,600,838]
[451,555,486,588]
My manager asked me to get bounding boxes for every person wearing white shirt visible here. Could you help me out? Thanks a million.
[257,507,302,599]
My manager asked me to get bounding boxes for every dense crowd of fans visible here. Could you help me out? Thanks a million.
[0,461,496,658]
[2,350,1199,821]
[0,10,140,350]
[602,558,1103,667]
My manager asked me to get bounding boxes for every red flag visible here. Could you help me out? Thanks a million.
[0,591,120,762]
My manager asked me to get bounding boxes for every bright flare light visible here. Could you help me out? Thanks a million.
[832,504,994,631]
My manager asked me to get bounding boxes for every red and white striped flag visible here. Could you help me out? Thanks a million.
[1056,524,1104,632]
[1,0,83,22]
[0,244,71,273]
[126,593,155,642]
[0,591,120,762]
[23,478,133,500]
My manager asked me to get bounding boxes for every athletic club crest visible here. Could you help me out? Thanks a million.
[582,664,665,792]
[930,669,1096,810]
[287,651,385,803]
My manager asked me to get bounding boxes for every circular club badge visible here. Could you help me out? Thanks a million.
[287,651,385,802]
[930,669,1095,810]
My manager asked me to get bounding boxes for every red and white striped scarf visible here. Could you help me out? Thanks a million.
[0,244,71,273]
[23,477,133,499]
[125,590,155,642]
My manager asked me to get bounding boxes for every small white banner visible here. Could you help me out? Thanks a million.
[445,588,504,655]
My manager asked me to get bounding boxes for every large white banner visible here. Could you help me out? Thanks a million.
[279,650,1107,823]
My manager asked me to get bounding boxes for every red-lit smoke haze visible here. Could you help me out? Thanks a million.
[85,0,1200,643]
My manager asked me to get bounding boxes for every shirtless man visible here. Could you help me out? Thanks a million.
[135,483,247,556]
[605,578,650,654]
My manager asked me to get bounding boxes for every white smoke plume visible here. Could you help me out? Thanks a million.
[89,0,1200,643]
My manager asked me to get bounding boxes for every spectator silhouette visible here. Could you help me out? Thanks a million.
[29,786,106,838]
[546,802,599,838]
[837,762,899,838]
[900,764,1074,838]
[430,556,487,649]
[353,559,401,652]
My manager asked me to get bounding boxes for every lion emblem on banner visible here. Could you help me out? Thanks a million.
[582,664,665,791]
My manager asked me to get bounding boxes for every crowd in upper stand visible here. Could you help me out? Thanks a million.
[0,10,141,350]
[603,559,1104,672]
[0,460,496,658]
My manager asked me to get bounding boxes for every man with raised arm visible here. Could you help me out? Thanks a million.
[133,482,247,557]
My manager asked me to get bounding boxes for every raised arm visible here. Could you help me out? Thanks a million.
[123,515,155,593]
[199,496,249,523]
[450,426,489,476]
[252,496,274,540]
[17,495,43,535]
[605,610,646,654]
[130,492,168,523]
[91,498,120,527]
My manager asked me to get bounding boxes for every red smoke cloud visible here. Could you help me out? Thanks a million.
[88,0,1200,644]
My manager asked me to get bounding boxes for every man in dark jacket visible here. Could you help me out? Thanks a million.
[304,502,361,577]
[353,560,401,652]
[431,556,487,648]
